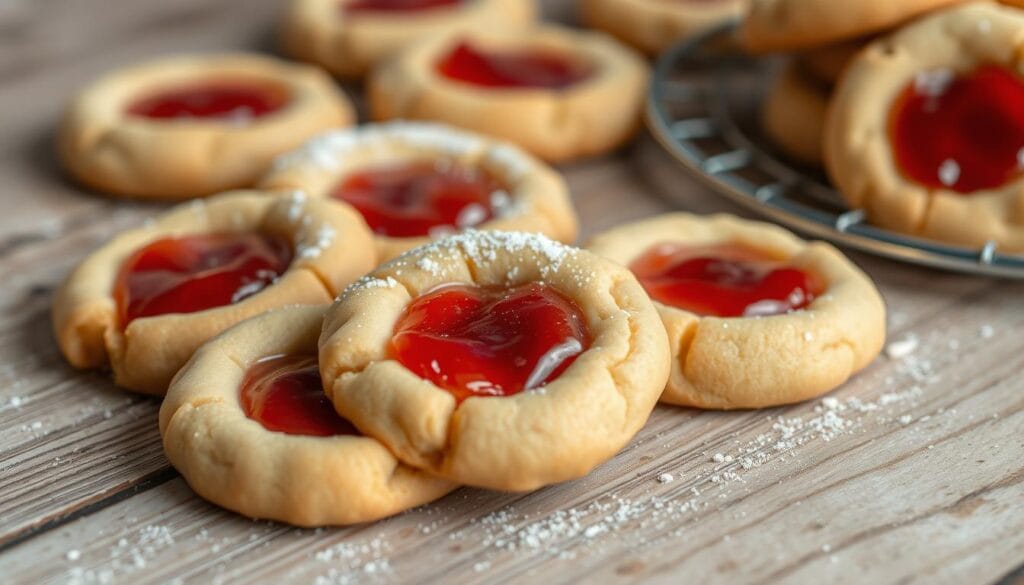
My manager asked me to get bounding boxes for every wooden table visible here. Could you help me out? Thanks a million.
[2,1,1023,583]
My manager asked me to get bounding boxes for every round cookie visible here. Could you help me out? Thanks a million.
[825,2,1024,251]
[367,25,649,162]
[59,53,354,200]
[53,191,375,395]
[578,0,747,55]
[318,231,670,491]
[262,122,579,261]
[587,213,886,410]
[281,0,537,79]
[798,39,868,85]
[740,0,964,53]
[761,60,830,166]
[160,306,455,526]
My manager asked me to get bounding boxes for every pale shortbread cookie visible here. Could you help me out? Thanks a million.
[368,25,649,162]
[824,2,1024,251]
[262,122,578,261]
[59,54,354,200]
[762,60,829,165]
[579,0,746,55]
[741,0,963,52]
[160,306,455,526]
[281,0,537,79]
[318,231,670,491]
[53,191,375,395]
[587,213,886,410]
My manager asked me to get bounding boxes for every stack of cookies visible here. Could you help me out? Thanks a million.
[50,0,891,526]
[750,0,1024,251]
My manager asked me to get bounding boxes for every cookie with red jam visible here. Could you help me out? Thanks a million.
[588,213,886,409]
[53,191,376,394]
[318,231,670,491]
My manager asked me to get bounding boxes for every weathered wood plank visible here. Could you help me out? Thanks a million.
[1,0,1022,582]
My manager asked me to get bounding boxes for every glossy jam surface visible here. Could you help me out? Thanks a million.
[127,81,288,121]
[391,283,590,403]
[115,233,292,326]
[345,0,461,12]
[890,65,1024,193]
[630,243,823,318]
[437,41,592,89]
[333,161,501,237]
[240,355,358,437]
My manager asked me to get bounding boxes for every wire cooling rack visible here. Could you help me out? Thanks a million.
[645,23,1024,278]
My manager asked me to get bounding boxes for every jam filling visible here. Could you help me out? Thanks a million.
[391,283,590,403]
[437,41,592,89]
[630,242,823,318]
[332,161,501,238]
[344,0,462,13]
[240,354,358,437]
[114,233,293,326]
[890,65,1024,193]
[127,81,288,121]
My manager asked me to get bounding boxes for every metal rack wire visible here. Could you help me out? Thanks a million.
[646,23,1024,279]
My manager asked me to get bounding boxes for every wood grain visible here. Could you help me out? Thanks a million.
[0,0,1022,583]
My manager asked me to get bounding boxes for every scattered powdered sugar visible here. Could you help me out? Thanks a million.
[979,325,995,339]
[405,231,577,281]
[416,257,440,274]
[287,190,308,223]
[657,473,675,484]
[310,537,392,585]
[66,525,177,584]
[296,223,337,260]
[885,335,919,360]
[273,122,490,174]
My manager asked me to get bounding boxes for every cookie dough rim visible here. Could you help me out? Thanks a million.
[740,0,964,53]
[261,121,579,261]
[318,231,670,492]
[824,2,1024,251]
[281,0,537,78]
[579,0,746,55]
[59,53,354,199]
[762,60,830,166]
[159,305,455,527]
[586,213,886,409]
[53,190,376,395]
[367,25,650,162]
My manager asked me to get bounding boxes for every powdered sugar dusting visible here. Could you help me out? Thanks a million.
[296,223,336,260]
[274,122,491,174]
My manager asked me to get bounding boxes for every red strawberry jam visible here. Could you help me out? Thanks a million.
[127,81,288,121]
[391,283,590,403]
[114,233,293,326]
[332,161,501,237]
[240,355,358,437]
[890,65,1024,193]
[630,243,823,318]
[345,0,461,13]
[437,41,592,89]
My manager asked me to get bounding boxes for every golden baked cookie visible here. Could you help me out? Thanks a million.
[824,2,1024,251]
[762,61,829,166]
[160,305,455,526]
[261,121,579,261]
[740,0,963,53]
[798,39,867,85]
[59,53,354,200]
[578,0,746,55]
[587,213,886,410]
[318,231,670,491]
[53,191,375,395]
[367,25,649,162]
[281,0,536,79]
